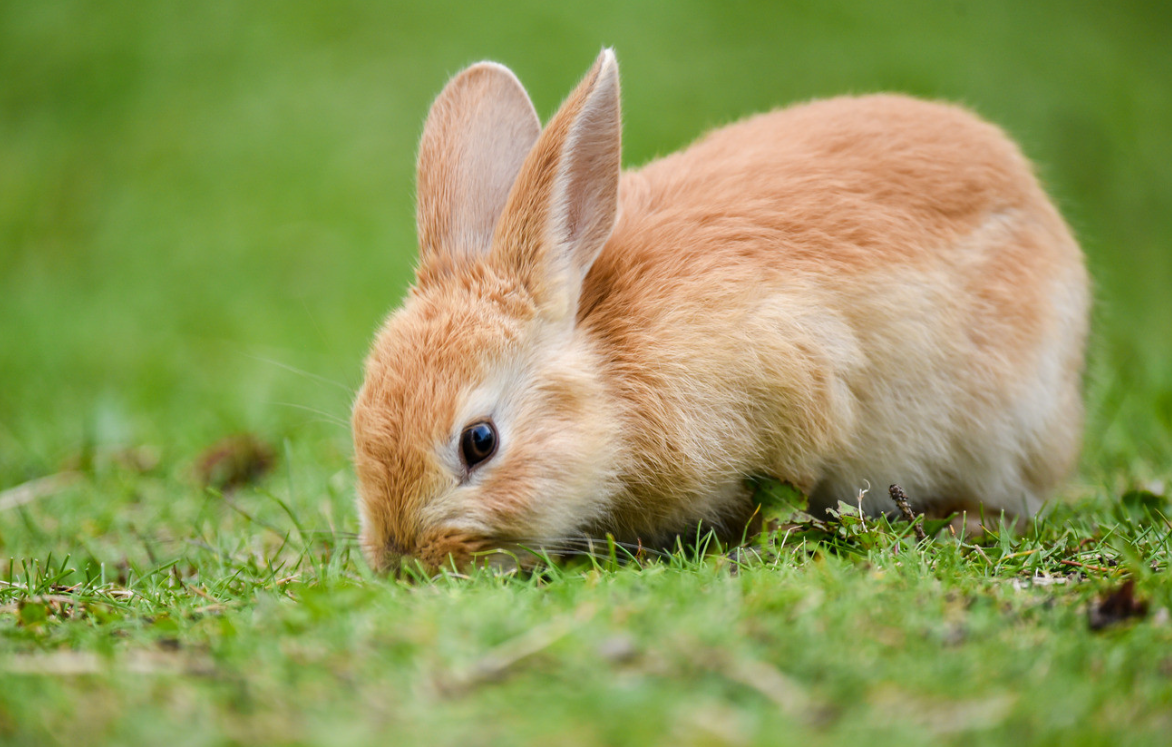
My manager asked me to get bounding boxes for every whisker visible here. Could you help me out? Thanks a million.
[535,548,656,565]
[510,535,629,549]
[299,298,331,350]
[514,536,673,558]
[296,530,359,539]
[270,402,350,428]
[248,354,356,396]
[292,417,353,431]
[509,537,671,561]
[501,544,605,562]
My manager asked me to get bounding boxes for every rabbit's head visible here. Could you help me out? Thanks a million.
[353,51,624,573]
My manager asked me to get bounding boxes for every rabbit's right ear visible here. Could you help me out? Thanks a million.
[491,50,621,324]
[415,62,541,281]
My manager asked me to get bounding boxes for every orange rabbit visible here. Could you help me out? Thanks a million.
[352,50,1089,572]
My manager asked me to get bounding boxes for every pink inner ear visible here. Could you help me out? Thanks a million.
[553,52,622,278]
[415,62,540,271]
[487,50,622,315]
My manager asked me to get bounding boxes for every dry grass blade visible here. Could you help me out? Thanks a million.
[0,471,81,511]
[868,687,1016,735]
[688,647,821,724]
[2,651,215,676]
[436,605,596,696]
[723,657,814,719]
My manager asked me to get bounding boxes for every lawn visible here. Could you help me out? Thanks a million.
[2,2,1171,745]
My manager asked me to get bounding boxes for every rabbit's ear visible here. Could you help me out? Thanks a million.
[492,49,621,322]
[415,62,540,278]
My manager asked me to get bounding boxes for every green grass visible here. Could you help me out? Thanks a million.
[2,1,1171,745]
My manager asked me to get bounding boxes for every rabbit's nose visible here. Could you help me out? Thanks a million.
[375,536,416,576]
[386,536,410,556]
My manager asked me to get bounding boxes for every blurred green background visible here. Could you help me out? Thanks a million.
[2,0,1170,485]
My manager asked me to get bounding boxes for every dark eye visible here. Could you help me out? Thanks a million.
[460,420,497,469]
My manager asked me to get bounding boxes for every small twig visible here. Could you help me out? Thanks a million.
[962,543,994,567]
[1000,548,1039,560]
[889,484,927,542]
[856,485,870,532]
[1060,559,1119,574]
[185,584,217,602]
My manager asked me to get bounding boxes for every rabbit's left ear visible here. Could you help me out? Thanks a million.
[415,61,541,281]
[492,49,621,322]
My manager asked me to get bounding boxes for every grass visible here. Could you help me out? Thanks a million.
[2,1,1171,745]
[2,486,1170,745]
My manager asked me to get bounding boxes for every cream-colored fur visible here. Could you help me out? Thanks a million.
[351,50,1089,572]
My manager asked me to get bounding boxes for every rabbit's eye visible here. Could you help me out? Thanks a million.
[460,420,497,469]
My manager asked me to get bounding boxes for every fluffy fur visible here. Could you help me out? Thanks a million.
[352,50,1089,572]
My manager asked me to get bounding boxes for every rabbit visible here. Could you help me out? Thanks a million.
[351,49,1089,573]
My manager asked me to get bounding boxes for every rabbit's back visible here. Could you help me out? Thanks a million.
[582,94,1088,529]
